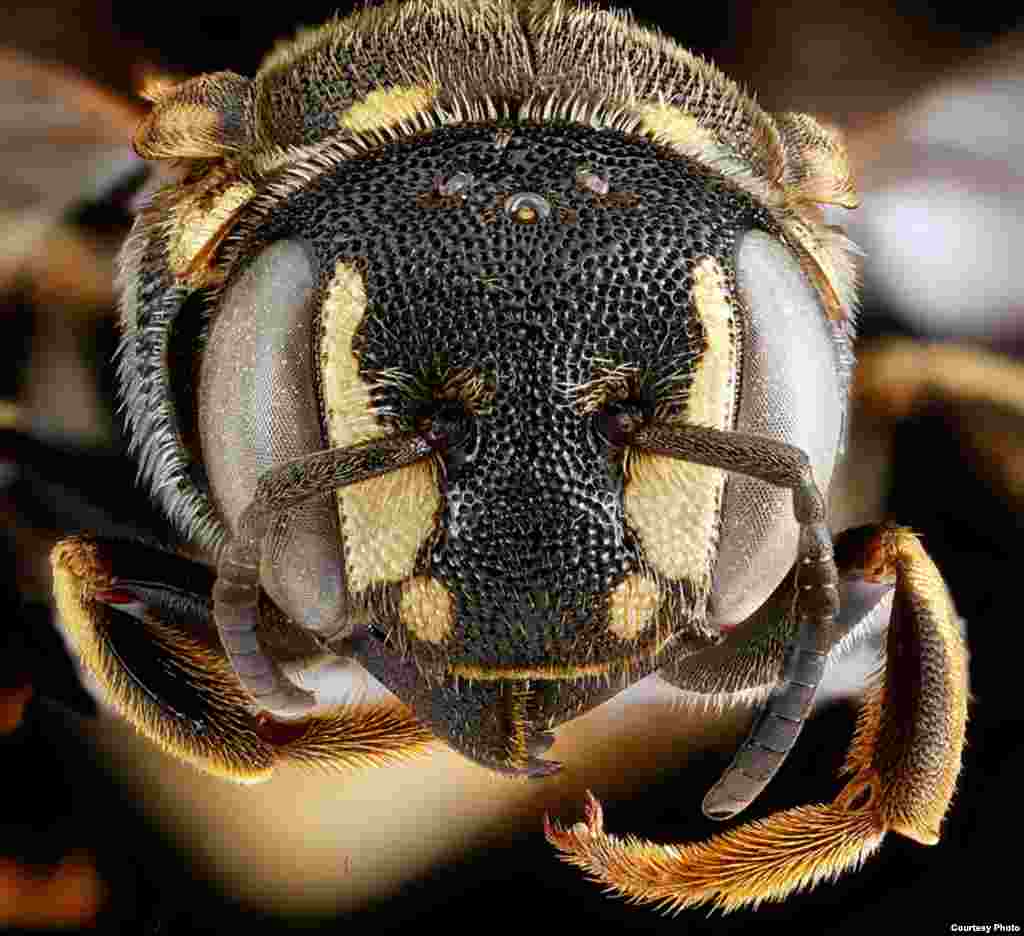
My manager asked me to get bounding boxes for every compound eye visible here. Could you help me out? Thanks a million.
[198,239,346,638]
[592,400,649,448]
[712,230,845,627]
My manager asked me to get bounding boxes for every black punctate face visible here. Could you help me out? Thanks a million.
[206,124,777,680]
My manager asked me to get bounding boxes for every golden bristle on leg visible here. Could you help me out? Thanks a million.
[51,536,435,782]
[545,525,968,912]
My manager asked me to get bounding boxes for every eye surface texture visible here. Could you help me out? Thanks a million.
[198,239,348,639]
[711,230,845,627]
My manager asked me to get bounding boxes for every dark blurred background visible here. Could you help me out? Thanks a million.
[2,1,1023,931]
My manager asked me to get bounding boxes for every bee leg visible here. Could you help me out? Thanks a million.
[657,556,893,820]
[856,338,1024,510]
[545,524,968,911]
[212,432,431,718]
[51,536,433,782]
[661,556,892,704]
[628,424,841,818]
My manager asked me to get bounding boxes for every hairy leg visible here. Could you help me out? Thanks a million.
[51,536,433,782]
[546,525,968,911]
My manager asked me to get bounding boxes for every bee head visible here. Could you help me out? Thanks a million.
[118,0,858,761]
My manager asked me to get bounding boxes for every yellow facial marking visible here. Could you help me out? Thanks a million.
[400,577,454,644]
[625,257,737,585]
[319,261,441,594]
[688,257,739,427]
[607,574,661,641]
[340,84,436,135]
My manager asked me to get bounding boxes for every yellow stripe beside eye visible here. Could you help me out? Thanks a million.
[623,257,738,589]
[319,260,441,594]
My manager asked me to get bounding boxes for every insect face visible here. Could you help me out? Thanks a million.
[50,0,968,911]
[231,125,768,671]
[192,119,849,765]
